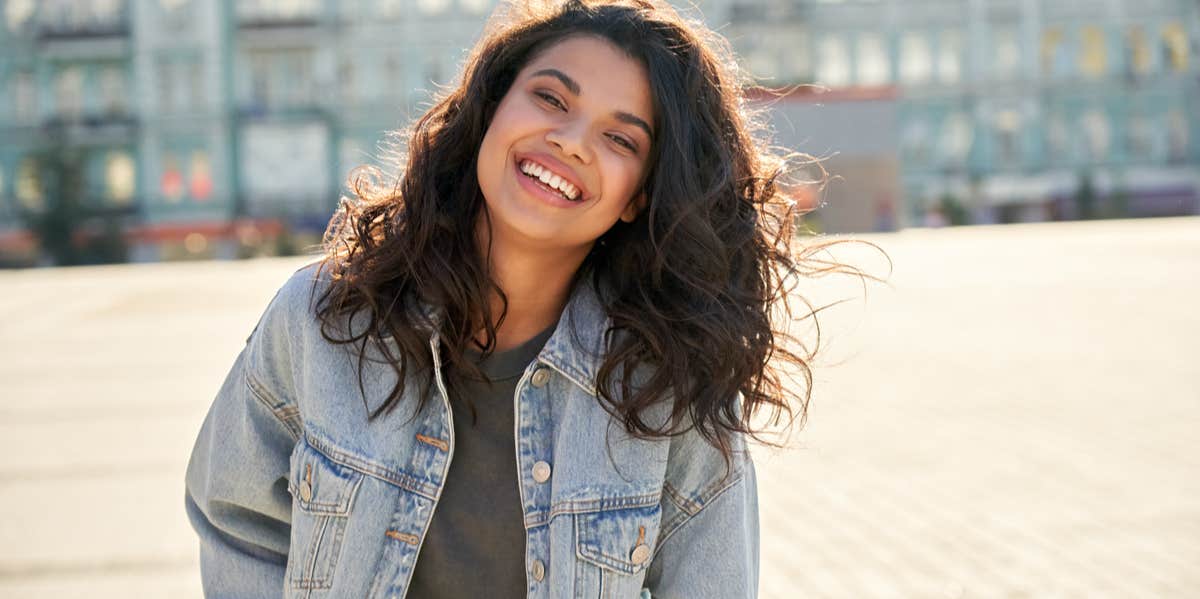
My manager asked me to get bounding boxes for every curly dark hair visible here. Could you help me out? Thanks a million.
[314,0,878,462]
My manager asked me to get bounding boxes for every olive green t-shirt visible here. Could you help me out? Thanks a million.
[407,324,556,598]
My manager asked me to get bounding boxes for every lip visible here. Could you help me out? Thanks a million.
[515,151,590,201]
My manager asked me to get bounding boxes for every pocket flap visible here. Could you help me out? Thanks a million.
[288,439,364,516]
[575,504,662,574]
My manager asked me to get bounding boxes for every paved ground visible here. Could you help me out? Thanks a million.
[0,217,1196,598]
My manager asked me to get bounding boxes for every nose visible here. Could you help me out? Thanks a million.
[545,121,590,164]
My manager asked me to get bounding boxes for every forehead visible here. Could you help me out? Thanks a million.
[520,34,654,124]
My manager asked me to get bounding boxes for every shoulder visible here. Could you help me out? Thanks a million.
[241,260,329,382]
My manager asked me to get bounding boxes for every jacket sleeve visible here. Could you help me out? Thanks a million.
[184,290,303,598]
[642,435,760,599]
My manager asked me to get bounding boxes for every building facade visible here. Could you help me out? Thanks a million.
[1,0,1197,263]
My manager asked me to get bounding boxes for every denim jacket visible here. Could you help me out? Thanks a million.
[184,263,759,598]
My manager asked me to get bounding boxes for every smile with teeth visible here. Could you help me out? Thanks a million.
[519,159,582,201]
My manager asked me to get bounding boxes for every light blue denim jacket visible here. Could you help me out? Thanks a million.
[184,263,759,598]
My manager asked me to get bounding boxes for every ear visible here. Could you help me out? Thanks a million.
[619,190,646,223]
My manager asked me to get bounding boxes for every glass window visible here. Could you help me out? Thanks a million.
[900,32,932,85]
[461,0,491,14]
[938,30,963,84]
[1162,22,1188,72]
[993,108,1022,166]
[417,0,451,16]
[11,70,37,123]
[816,34,851,88]
[161,153,184,202]
[1040,27,1070,77]
[901,118,931,164]
[1166,109,1188,162]
[938,111,973,166]
[992,26,1020,79]
[190,151,212,201]
[1081,109,1110,161]
[100,65,127,115]
[856,33,890,85]
[5,0,34,32]
[1079,26,1107,78]
[106,152,136,205]
[16,158,42,211]
[55,66,85,119]
[1126,26,1152,76]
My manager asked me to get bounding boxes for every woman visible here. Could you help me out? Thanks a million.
[185,0,835,596]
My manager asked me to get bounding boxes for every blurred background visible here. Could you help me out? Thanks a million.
[1,2,1198,597]
[0,0,1196,267]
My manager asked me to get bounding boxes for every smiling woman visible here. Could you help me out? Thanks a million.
[185,1,869,597]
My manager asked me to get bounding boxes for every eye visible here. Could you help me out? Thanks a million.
[534,91,566,111]
[608,134,637,152]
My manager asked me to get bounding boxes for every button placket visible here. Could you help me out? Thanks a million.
[531,559,546,582]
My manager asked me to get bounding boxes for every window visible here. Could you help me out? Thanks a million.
[899,32,932,85]
[11,70,37,123]
[938,111,973,166]
[106,152,136,205]
[161,153,184,202]
[5,0,34,32]
[1166,109,1188,162]
[1079,26,1107,78]
[1125,114,1155,161]
[1126,26,1152,76]
[993,108,1022,166]
[1162,22,1188,72]
[938,30,962,84]
[461,0,491,15]
[1040,27,1070,77]
[1045,112,1071,163]
[816,35,851,88]
[100,65,127,115]
[1081,109,1110,161]
[16,158,42,211]
[55,66,85,119]
[901,118,931,164]
[417,0,451,16]
[856,33,890,85]
[190,151,212,201]
[992,26,1020,79]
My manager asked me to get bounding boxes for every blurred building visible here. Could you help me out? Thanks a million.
[717,0,1200,227]
[0,0,1197,263]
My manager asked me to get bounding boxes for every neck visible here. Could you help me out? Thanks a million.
[474,223,591,352]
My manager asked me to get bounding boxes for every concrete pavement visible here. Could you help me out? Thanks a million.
[1,217,1197,597]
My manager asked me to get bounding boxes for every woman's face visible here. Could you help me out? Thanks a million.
[476,34,655,255]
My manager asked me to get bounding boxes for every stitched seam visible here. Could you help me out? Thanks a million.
[662,482,700,516]
[244,372,302,441]
[537,356,598,396]
[522,492,661,528]
[652,474,745,560]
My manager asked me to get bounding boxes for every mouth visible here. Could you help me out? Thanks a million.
[515,157,585,203]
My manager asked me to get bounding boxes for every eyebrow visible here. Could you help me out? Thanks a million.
[530,68,654,141]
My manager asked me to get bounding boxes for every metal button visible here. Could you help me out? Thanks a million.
[530,367,551,387]
[630,543,651,565]
[298,481,313,502]
[531,559,545,581]
[531,460,552,483]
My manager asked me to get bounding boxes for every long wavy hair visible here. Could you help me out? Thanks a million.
[315,0,879,461]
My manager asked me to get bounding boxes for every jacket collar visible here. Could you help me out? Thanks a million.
[421,275,612,397]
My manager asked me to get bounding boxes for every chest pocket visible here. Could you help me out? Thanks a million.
[574,503,662,599]
[286,438,364,592]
